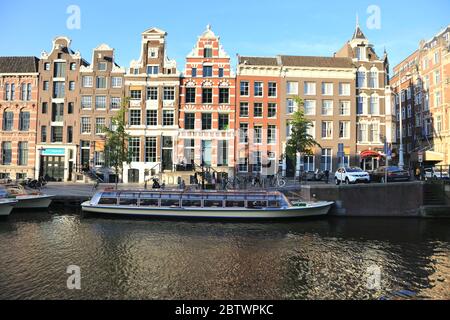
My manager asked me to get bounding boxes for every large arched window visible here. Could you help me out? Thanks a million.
[356,68,366,88]
[27,83,32,101]
[19,109,30,131]
[4,83,10,100]
[369,94,380,115]
[369,67,379,89]
[21,83,27,101]
[2,109,14,131]
[10,83,15,100]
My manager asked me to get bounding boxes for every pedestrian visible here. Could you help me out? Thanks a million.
[324,170,330,184]
[415,167,421,181]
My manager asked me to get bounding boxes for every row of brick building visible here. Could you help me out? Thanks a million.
[391,25,450,169]
[0,23,393,184]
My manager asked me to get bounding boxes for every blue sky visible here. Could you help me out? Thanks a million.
[1,0,449,70]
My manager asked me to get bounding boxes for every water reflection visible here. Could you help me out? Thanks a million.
[0,208,448,300]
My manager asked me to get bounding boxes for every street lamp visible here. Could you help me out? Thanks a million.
[393,71,412,170]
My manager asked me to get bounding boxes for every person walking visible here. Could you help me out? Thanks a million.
[324,170,330,184]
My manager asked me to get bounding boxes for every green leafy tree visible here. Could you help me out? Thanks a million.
[103,97,133,189]
[285,96,321,161]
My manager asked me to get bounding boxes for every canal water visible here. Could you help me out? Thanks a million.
[0,206,449,300]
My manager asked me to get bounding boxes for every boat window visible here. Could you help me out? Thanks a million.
[247,195,267,201]
[98,197,117,205]
[140,193,161,199]
[225,200,245,208]
[225,195,246,201]
[204,200,223,208]
[120,193,139,198]
[161,199,180,208]
[247,201,267,209]
[102,192,118,197]
[182,200,202,207]
[206,195,225,200]
[140,199,159,207]
[161,193,182,199]
[182,194,203,200]
[268,201,280,208]
[119,198,138,206]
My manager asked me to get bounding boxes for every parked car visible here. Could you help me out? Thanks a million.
[334,167,371,185]
[371,166,410,183]
[424,168,450,180]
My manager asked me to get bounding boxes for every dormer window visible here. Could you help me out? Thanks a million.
[204,48,212,58]
[148,47,158,58]
[356,46,366,60]
[146,65,159,75]
[98,62,107,71]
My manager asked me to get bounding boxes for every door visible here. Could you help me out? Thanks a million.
[68,161,73,182]
[81,149,90,170]
[202,140,212,166]
[128,169,139,183]
[43,156,65,181]
[162,136,173,171]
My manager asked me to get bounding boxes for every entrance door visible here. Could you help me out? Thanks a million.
[68,161,73,182]
[80,141,90,170]
[162,137,173,171]
[128,169,139,183]
[43,156,65,181]
[202,140,212,166]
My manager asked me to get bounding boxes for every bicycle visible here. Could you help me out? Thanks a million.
[268,174,287,188]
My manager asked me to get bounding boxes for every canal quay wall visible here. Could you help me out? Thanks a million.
[45,182,450,218]
[298,182,450,218]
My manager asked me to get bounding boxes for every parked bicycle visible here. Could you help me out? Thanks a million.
[268,174,287,188]
[22,177,47,190]
[312,169,330,183]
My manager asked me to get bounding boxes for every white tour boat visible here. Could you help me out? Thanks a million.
[82,190,333,219]
[1,185,53,209]
[0,199,18,216]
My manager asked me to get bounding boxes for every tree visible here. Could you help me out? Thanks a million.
[103,97,132,189]
[285,96,321,165]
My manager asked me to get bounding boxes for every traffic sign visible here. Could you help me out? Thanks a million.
[418,151,423,163]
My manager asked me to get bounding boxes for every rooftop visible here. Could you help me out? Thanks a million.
[0,56,39,73]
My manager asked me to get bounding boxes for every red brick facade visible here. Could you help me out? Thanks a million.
[178,26,236,176]
[0,57,39,180]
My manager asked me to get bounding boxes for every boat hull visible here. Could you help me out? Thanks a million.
[0,200,18,216]
[81,202,333,220]
[13,195,53,209]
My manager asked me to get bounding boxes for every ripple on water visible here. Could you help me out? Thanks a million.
[0,212,449,299]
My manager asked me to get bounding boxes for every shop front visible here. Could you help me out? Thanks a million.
[36,146,77,182]
[360,150,384,172]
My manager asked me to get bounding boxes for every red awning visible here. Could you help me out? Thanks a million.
[360,150,383,159]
